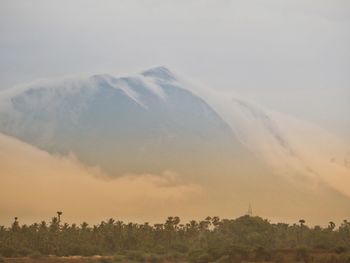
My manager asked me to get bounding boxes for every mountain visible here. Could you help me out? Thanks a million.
[0,66,349,220]
[0,67,254,177]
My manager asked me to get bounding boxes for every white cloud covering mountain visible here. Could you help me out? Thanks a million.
[167,68,350,198]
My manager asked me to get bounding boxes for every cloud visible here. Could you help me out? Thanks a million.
[0,133,202,225]
[1,129,350,227]
[175,76,350,199]
[270,111,350,198]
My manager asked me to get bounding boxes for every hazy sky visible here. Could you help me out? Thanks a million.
[0,0,349,141]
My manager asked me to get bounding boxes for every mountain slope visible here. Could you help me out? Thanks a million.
[0,67,252,176]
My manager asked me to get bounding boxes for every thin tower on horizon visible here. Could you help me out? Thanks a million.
[247,203,253,217]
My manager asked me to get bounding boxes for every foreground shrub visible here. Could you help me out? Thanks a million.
[29,251,42,259]
[0,247,16,257]
[126,250,147,262]
[146,253,163,263]
[295,248,310,262]
[314,254,350,263]
[334,246,347,254]
[17,247,32,256]
[215,255,230,263]
[164,251,184,261]
[252,246,271,261]
[98,258,114,263]
[227,246,249,262]
[188,249,213,263]
[273,252,285,263]
[113,254,125,262]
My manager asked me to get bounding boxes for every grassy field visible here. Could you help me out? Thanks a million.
[1,250,350,263]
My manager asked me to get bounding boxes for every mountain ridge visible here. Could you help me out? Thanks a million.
[0,66,349,199]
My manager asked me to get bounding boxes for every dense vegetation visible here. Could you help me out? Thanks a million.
[1,214,350,262]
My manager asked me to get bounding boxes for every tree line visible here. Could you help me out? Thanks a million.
[0,213,350,262]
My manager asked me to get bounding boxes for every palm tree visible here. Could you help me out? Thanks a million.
[12,217,19,232]
[298,219,306,246]
[328,221,336,231]
[57,211,63,224]
[212,216,220,227]
[173,216,180,226]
